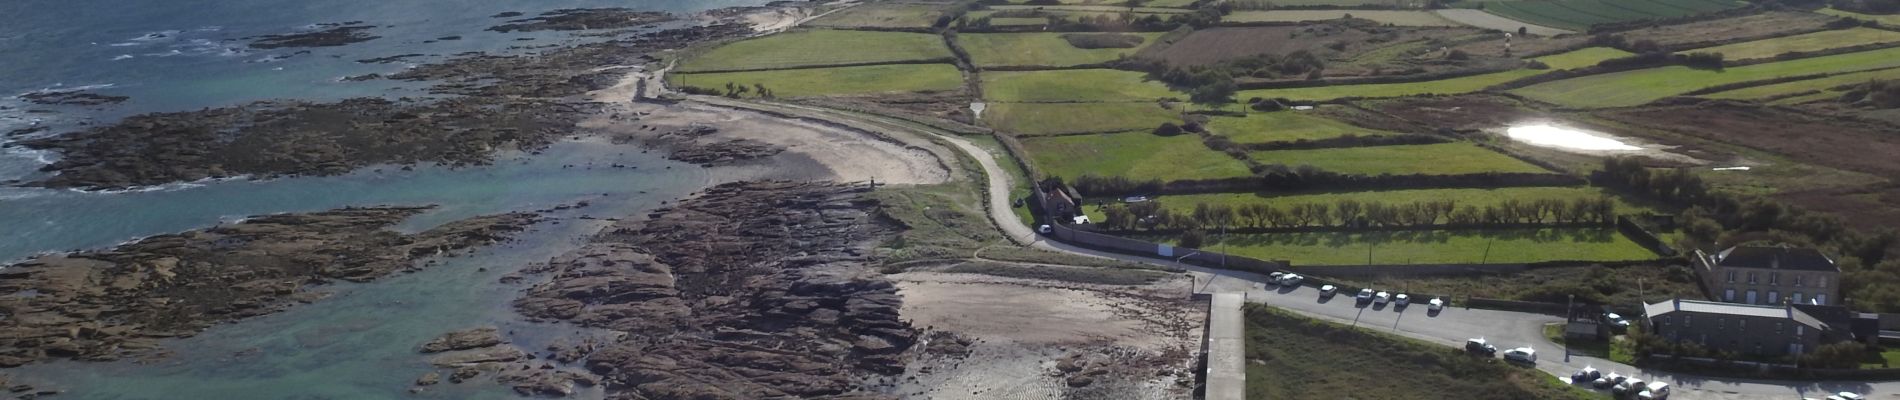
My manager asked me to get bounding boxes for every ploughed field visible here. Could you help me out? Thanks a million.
[1235,47,1631,101]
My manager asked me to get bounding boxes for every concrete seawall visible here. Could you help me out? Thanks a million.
[1206,292,1246,400]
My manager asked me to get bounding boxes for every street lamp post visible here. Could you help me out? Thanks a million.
[1565,294,1574,363]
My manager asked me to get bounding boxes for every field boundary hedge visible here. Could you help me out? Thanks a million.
[1586,4,1761,34]
[1238,133,1449,151]
[1234,64,1522,90]
[1071,171,1588,197]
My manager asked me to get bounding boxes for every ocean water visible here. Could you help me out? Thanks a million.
[0,0,778,397]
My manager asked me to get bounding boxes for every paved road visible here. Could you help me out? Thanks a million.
[666,95,1897,400]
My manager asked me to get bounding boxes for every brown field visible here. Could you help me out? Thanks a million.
[1138,25,1484,68]
[1363,94,1552,130]
[1599,102,1900,178]
[1777,186,1900,232]
[1619,11,1839,49]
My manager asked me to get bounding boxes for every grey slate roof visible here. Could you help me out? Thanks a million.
[1644,299,1829,330]
[1715,246,1837,272]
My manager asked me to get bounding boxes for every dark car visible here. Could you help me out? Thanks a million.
[1465,338,1497,356]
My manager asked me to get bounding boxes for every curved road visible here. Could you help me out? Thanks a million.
[674,96,1890,400]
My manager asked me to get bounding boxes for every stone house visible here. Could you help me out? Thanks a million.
[1643,299,1847,356]
[1697,246,1840,306]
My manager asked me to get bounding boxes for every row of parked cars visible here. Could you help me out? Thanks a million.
[1570,368,1672,399]
[1266,271,1449,311]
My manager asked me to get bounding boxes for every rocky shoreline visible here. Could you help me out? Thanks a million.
[9,20,758,190]
[500,180,917,398]
[486,8,676,33]
[246,21,381,49]
[0,206,541,368]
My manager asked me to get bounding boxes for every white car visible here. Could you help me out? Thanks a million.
[1606,312,1632,328]
[1637,382,1671,399]
[1428,297,1445,311]
[1394,294,1410,306]
[1268,271,1285,284]
[1280,273,1303,286]
[1830,392,1865,400]
[1319,284,1338,297]
[1355,288,1375,302]
[1613,379,1645,396]
[1374,291,1391,304]
[1503,347,1536,363]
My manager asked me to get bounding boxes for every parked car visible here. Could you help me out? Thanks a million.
[1280,273,1304,286]
[1374,291,1391,304]
[1637,382,1671,399]
[1502,347,1536,363]
[1319,285,1337,297]
[1613,379,1645,396]
[1394,294,1410,307]
[1037,225,1052,234]
[1356,289,1375,303]
[1465,338,1497,356]
[1829,392,1865,400]
[1428,297,1445,311]
[1605,312,1631,328]
[1592,373,1625,389]
[1571,367,1600,383]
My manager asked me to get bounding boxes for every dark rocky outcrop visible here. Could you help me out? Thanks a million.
[486,8,676,33]
[419,327,504,353]
[248,22,380,49]
[665,139,784,166]
[512,181,915,398]
[0,207,540,367]
[16,90,128,106]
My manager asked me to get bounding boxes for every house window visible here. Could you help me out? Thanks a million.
[1776,322,1784,335]
[1794,292,1804,304]
[1685,315,1693,328]
[1770,272,1779,285]
[1748,272,1758,284]
[1769,291,1780,304]
[1817,294,1828,305]
[1796,325,1805,336]
[1724,289,1736,302]
[1747,290,1759,304]
[1795,275,1805,287]
[1727,270,1736,283]
[1819,276,1828,288]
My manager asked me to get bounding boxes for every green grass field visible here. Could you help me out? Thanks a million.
[1245,305,1606,400]
[806,3,946,29]
[1482,0,1745,32]
[672,64,964,98]
[1081,186,1657,221]
[1022,131,1254,181]
[1205,109,1393,143]
[980,69,1179,102]
[1224,10,1462,26]
[1004,0,1200,6]
[678,29,953,72]
[1681,28,1900,61]
[1249,143,1551,175]
[1184,228,1657,265]
[1236,47,1631,101]
[988,4,1193,13]
[959,32,1165,68]
[1510,46,1900,108]
[1700,67,1900,101]
[1818,7,1900,25]
[984,102,1180,135]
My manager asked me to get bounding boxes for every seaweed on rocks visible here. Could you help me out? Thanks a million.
[485,8,675,33]
[390,23,753,97]
[512,181,917,398]
[248,22,380,49]
[16,90,128,106]
[0,207,541,368]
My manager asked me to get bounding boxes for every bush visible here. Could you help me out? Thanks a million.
[1526,60,1550,70]
[1060,33,1146,49]
[1154,122,1185,136]
[1447,49,1470,60]
[1181,229,1208,248]
[1679,52,1724,70]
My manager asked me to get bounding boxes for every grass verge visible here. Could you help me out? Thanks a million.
[1245,305,1605,400]
[672,64,965,98]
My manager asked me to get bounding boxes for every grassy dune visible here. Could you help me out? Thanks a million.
[672,64,965,98]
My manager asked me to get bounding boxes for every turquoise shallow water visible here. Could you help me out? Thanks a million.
[0,0,782,397]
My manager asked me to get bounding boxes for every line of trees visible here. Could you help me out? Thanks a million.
[1095,196,1618,231]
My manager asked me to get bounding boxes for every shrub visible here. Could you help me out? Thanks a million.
[1059,33,1146,49]
[1678,52,1724,70]
[1526,60,1550,70]
[1154,122,1185,136]
[1181,229,1208,248]
[1447,49,1470,60]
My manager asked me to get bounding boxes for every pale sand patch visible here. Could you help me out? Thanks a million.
[629,102,949,185]
[898,281,1155,347]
